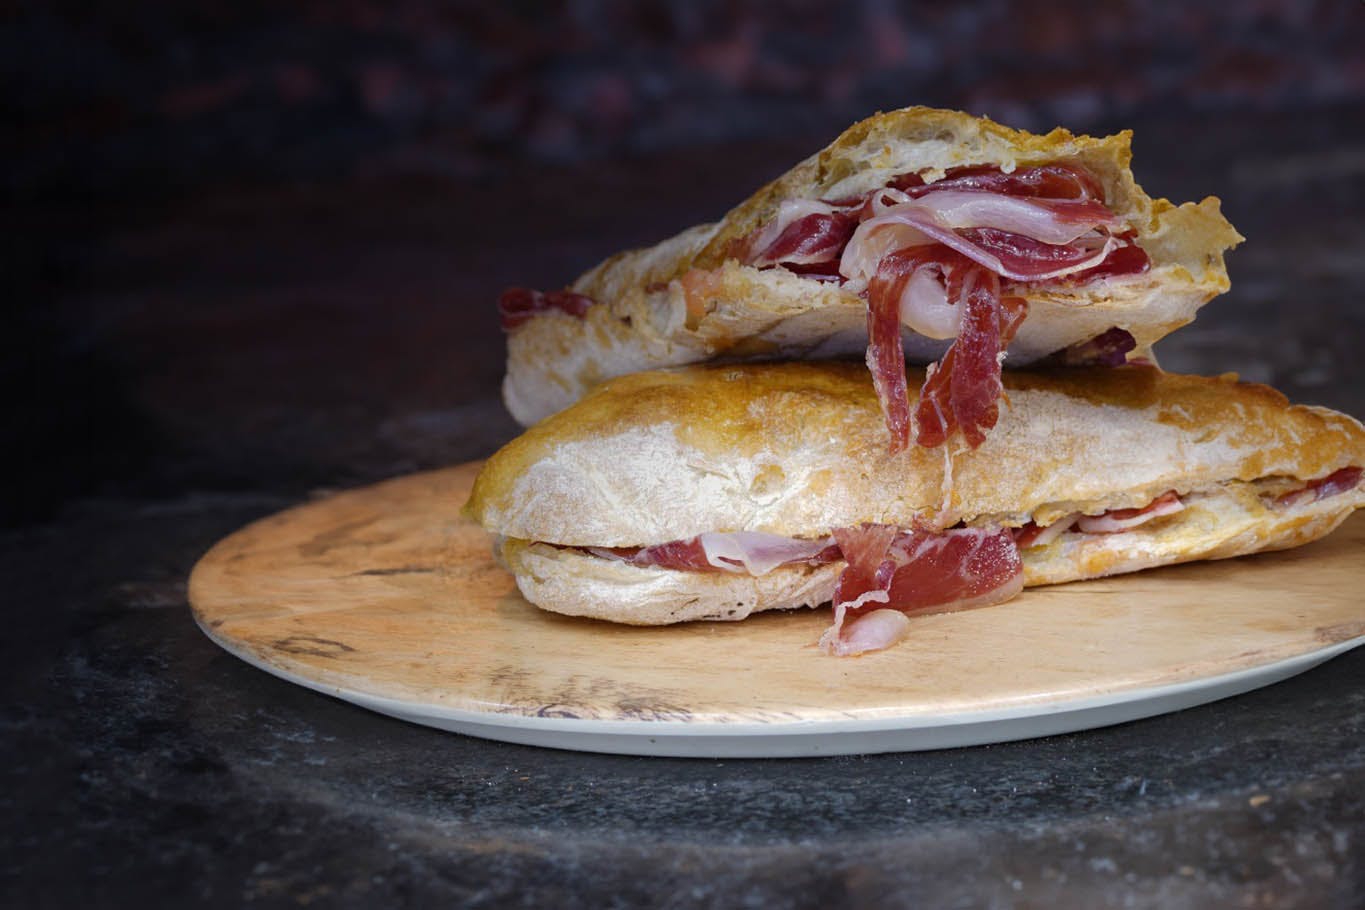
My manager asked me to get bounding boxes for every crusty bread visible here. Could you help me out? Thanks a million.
[468,361,1365,626]
[495,483,1359,625]
[504,106,1244,425]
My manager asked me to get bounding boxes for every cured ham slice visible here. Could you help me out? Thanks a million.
[833,610,913,655]
[744,200,859,269]
[1052,327,1138,367]
[1075,491,1184,533]
[1016,493,1183,545]
[1059,232,1151,283]
[820,524,1024,656]
[1273,467,1363,509]
[955,227,1120,281]
[843,192,1123,282]
[588,538,714,571]
[863,248,936,452]
[499,287,596,331]
[864,250,1028,451]
[829,523,899,612]
[891,163,1105,202]
[697,532,838,575]
[591,532,839,574]
[912,284,1028,450]
[1012,512,1082,549]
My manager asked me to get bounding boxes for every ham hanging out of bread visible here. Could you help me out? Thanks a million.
[739,163,1150,451]
[821,525,1024,656]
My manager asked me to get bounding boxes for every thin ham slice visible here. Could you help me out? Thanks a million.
[829,524,899,612]
[955,227,1121,281]
[1075,491,1184,534]
[697,532,838,575]
[588,538,716,572]
[1015,491,1186,547]
[1273,467,1363,510]
[1056,232,1151,282]
[893,163,1105,202]
[864,248,936,452]
[912,282,1028,450]
[820,524,1024,656]
[592,532,839,574]
[834,610,913,655]
[498,287,596,331]
[861,188,1122,242]
[841,203,1120,284]
[864,249,1028,452]
[1012,513,1082,549]
[1051,327,1139,367]
[745,199,860,268]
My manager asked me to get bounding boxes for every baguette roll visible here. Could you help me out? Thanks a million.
[467,363,1365,626]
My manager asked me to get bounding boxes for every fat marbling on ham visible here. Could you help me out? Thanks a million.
[820,524,1024,656]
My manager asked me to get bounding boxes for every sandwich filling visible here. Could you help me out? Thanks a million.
[497,287,595,329]
[732,164,1149,451]
[530,467,1360,657]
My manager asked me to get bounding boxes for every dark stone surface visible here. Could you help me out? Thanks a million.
[3,107,1364,907]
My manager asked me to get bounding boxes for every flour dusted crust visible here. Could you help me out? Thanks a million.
[468,362,1365,546]
[503,106,1243,425]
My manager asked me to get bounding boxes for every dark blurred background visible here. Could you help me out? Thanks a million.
[6,0,1365,526]
[6,6,1365,907]
[7,1,1364,199]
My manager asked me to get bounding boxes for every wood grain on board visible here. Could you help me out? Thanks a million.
[189,462,1365,725]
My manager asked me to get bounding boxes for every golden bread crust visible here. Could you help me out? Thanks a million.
[469,362,1365,546]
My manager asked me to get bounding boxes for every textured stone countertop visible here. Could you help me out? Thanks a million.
[4,108,1363,908]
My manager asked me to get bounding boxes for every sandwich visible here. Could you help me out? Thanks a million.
[465,362,1365,656]
[498,106,1243,452]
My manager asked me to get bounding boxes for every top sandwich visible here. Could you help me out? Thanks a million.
[500,106,1242,451]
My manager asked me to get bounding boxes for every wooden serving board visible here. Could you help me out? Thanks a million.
[189,462,1365,757]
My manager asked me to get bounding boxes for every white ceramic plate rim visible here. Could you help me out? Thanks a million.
[195,615,1363,758]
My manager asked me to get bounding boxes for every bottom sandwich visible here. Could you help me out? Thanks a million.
[465,363,1365,656]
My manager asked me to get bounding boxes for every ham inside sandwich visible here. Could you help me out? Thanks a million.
[555,469,1361,656]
